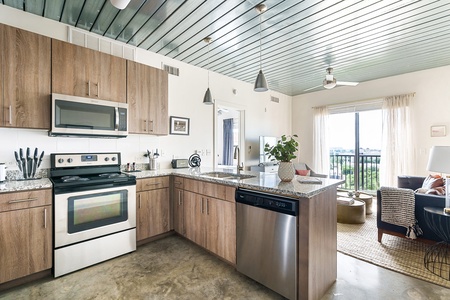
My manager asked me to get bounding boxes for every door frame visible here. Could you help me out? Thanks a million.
[213,100,246,169]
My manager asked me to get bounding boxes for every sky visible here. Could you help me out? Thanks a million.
[329,110,382,150]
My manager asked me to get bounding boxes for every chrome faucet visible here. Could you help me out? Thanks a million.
[234,146,244,174]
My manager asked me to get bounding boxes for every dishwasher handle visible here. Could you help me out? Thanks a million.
[235,188,298,216]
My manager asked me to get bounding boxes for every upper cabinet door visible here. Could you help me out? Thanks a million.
[127,61,150,134]
[148,67,169,135]
[2,24,51,129]
[51,40,126,103]
[127,60,169,135]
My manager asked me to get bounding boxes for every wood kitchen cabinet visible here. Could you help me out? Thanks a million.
[1,24,51,129]
[172,177,184,234]
[51,39,126,103]
[136,176,170,241]
[127,60,169,135]
[182,179,236,264]
[0,189,52,284]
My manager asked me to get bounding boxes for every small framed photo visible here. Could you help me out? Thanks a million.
[170,116,190,135]
[431,125,446,137]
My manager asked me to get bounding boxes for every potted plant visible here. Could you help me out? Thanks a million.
[264,134,299,182]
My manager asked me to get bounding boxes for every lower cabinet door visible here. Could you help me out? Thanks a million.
[137,188,169,241]
[183,191,204,246]
[173,187,184,235]
[0,205,52,283]
[205,198,236,264]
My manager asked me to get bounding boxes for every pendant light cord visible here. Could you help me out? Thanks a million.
[259,13,262,71]
[207,41,210,87]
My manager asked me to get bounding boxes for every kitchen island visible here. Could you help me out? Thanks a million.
[130,167,343,300]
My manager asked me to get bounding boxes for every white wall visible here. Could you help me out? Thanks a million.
[0,6,292,171]
[293,65,450,176]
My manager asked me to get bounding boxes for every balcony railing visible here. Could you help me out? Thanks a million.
[329,154,380,193]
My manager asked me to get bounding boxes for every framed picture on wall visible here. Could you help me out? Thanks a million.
[170,116,190,135]
[431,125,446,137]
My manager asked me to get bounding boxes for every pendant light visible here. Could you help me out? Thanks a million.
[254,3,268,92]
[203,37,214,105]
[110,0,131,9]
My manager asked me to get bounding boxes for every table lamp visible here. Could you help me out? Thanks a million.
[426,146,450,214]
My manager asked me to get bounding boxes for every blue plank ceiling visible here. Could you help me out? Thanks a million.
[2,0,450,96]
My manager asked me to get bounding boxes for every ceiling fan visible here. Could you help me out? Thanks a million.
[304,67,359,92]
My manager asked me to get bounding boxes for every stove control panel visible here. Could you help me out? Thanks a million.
[51,153,121,168]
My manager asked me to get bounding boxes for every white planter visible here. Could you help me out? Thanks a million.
[278,161,295,182]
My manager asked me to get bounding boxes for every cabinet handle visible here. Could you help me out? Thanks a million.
[8,197,38,204]
[87,81,91,96]
[175,181,182,186]
[178,190,182,205]
[149,120,154,132]
[200,198,204,214]
[139,194,141,209]
[44,208,47,229]
[206,199,209,215]
[96,82,99,97]
[146,182,161,186]
[144,120,147,132]
[8,105,12,125]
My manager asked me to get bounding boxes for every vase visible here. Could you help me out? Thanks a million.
[278,161,295,182]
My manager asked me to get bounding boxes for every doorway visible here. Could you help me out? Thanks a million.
[214,102,245,169]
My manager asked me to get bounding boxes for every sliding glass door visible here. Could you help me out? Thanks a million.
[329,110,381,193]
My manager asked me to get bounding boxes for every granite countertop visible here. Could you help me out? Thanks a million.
[127,167,344,199]
[0,168,344,199]
[0,178,52,193]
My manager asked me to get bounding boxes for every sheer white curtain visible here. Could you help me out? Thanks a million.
[313,106,330,175]
[380,93,414,186]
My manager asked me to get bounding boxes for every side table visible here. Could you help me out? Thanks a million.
[337,199,366,224]
[353,193,373,215]
[423,207,450,280]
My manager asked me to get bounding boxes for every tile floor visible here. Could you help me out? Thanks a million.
[1,235,449,300]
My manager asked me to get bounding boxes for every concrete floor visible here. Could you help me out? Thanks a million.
[1,235,449,300]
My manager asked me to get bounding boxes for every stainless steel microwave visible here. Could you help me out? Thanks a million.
[49,93,128,138]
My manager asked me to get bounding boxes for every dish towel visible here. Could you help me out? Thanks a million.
[380,186,423,239]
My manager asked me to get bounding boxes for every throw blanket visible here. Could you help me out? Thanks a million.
[380,186,423,239]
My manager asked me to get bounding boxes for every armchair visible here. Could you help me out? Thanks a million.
[377,176,445,243]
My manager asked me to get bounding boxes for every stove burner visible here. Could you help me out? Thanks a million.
[61,176,90,182]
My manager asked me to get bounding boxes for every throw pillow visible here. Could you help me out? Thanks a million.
[422,174,444,189]
[295,169,310,176]
[415,187,428,194]
[426,186,446,196]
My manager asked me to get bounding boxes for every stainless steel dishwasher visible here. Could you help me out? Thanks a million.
[235,188,298,300]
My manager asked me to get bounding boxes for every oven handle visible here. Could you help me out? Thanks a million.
[8,197,38,204]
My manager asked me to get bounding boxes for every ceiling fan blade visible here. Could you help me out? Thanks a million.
[336,81,359,86]
[303,84,323,92]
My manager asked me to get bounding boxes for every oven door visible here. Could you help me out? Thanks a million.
[54,185,136,248]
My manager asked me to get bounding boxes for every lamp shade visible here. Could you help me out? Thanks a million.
[203,88,214,105]
[254,70,268,92]
[110,0,131,9]
[427,146,450,173]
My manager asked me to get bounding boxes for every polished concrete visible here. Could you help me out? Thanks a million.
[1,235,449,300]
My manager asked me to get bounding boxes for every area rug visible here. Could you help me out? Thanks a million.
[337,210,450,288]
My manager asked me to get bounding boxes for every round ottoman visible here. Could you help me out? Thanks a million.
[354,194,373,215]
[337,199,366,224]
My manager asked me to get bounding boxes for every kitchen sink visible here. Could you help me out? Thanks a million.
[200,172,255,180]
